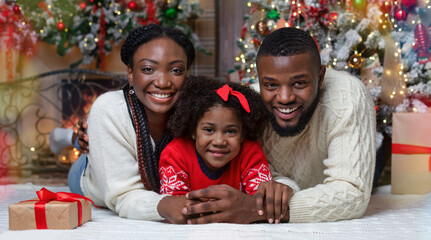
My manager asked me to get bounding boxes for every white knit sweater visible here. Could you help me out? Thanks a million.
[262,68,376,223]
[81,90,166,221]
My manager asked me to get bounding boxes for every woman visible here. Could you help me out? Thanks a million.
[68,24,196,223]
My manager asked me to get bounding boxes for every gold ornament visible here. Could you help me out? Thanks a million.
[255,21,268,36]
[348,54,364,69]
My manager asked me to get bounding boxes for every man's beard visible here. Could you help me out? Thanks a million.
[264,91,320,137]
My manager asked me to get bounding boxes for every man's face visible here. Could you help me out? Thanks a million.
[257,53,325,136]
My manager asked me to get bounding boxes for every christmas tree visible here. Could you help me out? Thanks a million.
[0,0,205,70]
[230,0,431,150]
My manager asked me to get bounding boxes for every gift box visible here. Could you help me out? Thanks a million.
[391,112,431,194]
[9,188,94,230]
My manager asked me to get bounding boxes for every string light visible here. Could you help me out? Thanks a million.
[30,147,35,152]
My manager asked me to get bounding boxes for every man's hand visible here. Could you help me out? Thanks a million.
[77,120,89,153]
[183,185,265,224]
[255,180,293,223]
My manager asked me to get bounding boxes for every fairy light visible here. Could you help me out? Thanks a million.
[240,54,244,58]
[247,2,252,7]
[413,107,418,112]
[383,119,387,124]
[344,66,348,69]
[40,29,44,33]
[247,69,251,73]
[30,147,35,152]
[400,90,404,95]
[412,20,416,24]
[21,22,25,25]
[47,4,51,9]
[292,1,296,4]
[119,29,122,33]
[250,64,254,68]
[242,59,246,63]
[245,44,249,49]
[89,22,92,26]
[94,38,99,42]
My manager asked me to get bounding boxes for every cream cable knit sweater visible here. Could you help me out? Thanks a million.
[81,90,166,221]
[262,68,376,223]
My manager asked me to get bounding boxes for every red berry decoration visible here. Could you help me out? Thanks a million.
[13,5,20,14]
[57,21,65,31]
[394,7,407,21]
[79,1,87,10]
[128,1,137,11]
[401,0,417,8]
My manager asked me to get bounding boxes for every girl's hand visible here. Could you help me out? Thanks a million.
[157,195,199,224]
[77,119,89,153]
[254,180,293,223]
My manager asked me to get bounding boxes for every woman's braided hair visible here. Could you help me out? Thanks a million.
[121,24,195,192]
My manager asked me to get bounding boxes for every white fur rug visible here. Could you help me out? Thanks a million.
[0,184,430,240]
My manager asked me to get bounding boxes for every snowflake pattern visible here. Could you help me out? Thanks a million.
[243,164,273,194]
[159,166,190,194]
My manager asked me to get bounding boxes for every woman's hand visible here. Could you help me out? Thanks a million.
[183,184,265,224]
[254,180,293,223]
[157,195,199,224]
[77,120,89,153]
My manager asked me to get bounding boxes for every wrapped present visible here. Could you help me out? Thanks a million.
[9,188,94,230]
[391,112,431,194]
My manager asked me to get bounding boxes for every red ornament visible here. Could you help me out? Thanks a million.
[13,5,20,14]
[79,1,87,10]
[128,1,137,11]
[414,23,431,52]
[401,0,417,8]
[57,21,65,31]
[394,7,407,21]
[329,12,338,21]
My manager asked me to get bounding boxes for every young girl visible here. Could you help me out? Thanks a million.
[159,76,290,222]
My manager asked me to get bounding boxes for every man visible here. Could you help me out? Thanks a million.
[183,27,376,223]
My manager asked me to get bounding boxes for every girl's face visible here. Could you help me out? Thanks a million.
[128,37,188,116]
[194,105,243,172]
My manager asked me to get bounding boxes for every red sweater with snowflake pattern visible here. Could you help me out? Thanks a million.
[159,137,272,196]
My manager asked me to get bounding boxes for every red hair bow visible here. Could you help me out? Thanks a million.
[215,84,250,113]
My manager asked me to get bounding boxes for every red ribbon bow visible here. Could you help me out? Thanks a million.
[215,84,250,113]
[392,143,431,172]
[24,188,95,229]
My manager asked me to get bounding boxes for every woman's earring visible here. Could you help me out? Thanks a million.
[129,86,135,95]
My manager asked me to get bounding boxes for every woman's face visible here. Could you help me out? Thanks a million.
[128,37,188,116]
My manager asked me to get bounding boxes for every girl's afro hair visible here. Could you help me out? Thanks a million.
[168,75,268,141]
